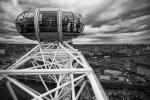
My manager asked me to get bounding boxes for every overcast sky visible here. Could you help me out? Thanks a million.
[0,0,150,44]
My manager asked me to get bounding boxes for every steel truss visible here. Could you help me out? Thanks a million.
[0,42,108,100]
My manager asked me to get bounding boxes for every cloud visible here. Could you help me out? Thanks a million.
[0,34,37,44]
[0,0,150,44]
[0,0,22,36]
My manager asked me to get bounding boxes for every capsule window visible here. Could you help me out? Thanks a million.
[73,13,83,33]
[38,11,58,32]
[16,11,35,33]
[62,12,83,33]
[62,11,74,32]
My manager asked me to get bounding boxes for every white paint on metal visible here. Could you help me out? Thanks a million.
[0,43,108,100]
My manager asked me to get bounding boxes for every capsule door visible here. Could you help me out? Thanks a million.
[38,10,59,42]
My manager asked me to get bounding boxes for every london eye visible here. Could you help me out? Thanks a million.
[0,8,108,100]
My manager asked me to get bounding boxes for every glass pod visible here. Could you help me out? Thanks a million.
[16,8,84,42]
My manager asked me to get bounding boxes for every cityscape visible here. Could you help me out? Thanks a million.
[0,43,150,100]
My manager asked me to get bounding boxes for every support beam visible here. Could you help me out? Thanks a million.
[39,75,53,98]
[4,76,43,100]
[71,74,75,100]
[18,80,51,100]
[0,69,91,75]
[7,45,39,70]
[76,81,86,100]
[6,81,18,100]
[87,71,108,100]
[32,74,86,100]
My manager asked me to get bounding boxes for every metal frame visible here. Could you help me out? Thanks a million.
[0,42,108,100]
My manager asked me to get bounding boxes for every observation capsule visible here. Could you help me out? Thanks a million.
[16,8,84,42]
